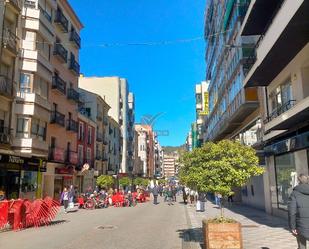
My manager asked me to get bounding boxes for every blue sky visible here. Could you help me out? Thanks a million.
[70,0,206,146]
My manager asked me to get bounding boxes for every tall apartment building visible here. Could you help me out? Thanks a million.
[78,88,110,177]
[0,0,23,200]
[163,154,177,178]
[154,137,163,177]
[185,131,193,152]
[204,0,258,143]
[107,116,121,175]
[79,76,135,174]
[133,129,143,176]
[127,92,135,172]
[40,0,83,198]
[195,81,209,145]
[241,0,309,217]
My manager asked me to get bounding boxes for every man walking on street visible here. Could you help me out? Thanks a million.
[152,184,159,205]
[288,174,309,249]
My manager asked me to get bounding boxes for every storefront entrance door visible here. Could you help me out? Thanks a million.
[0,169,20,199]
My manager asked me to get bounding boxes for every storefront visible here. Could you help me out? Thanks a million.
[0,154,45,200]
[264,131,309,217]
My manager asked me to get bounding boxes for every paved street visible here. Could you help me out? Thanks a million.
[0,197,188,249]
[186,201,298,249]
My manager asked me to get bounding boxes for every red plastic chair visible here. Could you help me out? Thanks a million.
[0,200,9,229]
[8,199,24,231]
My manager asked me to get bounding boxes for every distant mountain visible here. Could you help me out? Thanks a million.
[162,145,186,155]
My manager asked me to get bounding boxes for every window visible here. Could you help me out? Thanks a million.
[86,148,91,162]
[275,153,296,210]
[88,127,92,144]
[16,117,29,138]
[34,76,48,99]
[78,122,84,140]
[30,118,46,141]
[20,73,32,93]
[269,79,293,113]
[78,145,83,165]
[36,34,50,60]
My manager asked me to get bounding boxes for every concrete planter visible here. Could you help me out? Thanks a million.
[202,220,243,249]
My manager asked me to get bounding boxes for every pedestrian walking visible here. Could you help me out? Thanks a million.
[182,186,188,204]
[288,174,309,249]
[190,189,195,204]
[152,184,159,205]
[60,187,69,213]
[196,191,206,212]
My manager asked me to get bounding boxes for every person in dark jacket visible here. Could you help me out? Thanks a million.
[152,185,159,205]
[288,174,309,249]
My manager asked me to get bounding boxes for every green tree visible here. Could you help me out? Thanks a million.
[179,140,264,218]
[96,175,114,189]
[119,177,131,188]
[133,177,149,187]
[158,179,167,185]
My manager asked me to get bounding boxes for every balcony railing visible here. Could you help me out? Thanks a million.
[97,111,103,121]
[66,150,78,165]
[0,75,13,97]
[69,58,80,75]
[49,147,65,162]
[103,137,108,145]
[0,127,10,144]
[52,75,66,95]
[24,0,36,8]
[96,132,103,142]
[38,5,52,22]
[70,30,81,48]
[95,152,102,160]
[67,88,79,102]
[103,116,108,126]
[54,9,68,32]
[66,119,78,133]
[50,111,65,127]
[7,0,22,11]
[53,43,68,63]
[2,28,18,54]
[264,100,296,123]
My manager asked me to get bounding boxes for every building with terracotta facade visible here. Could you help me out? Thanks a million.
[76,111,95,193]
[42,0,83,199]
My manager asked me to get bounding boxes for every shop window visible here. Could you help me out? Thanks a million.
[275,153,296,210]
[20,171,38,199]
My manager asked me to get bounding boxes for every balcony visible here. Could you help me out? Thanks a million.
[6,0,22,12]
[69,58,80,75]
[52,75,66,95]
[70,30,81,48]
[67,88,79,103]
[2,28,18,55]
[0,75,13,98]
[54,9,68,32]
[48,147,65,162]
[50,111,65,127]
[96,111,103,121]
[207,88,259,141]
[66,119,78,133]
[95,152,102,161]
[103,138,108,145]
[65,151,78,165]
[103,116,108,126]
[0,127,10,145]
[53,43,68,63]
[128,151,133,157]
[96,132,103,142]
[243,0,309,87]
[24,0,36,8]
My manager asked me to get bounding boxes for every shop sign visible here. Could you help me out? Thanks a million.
[55,167,74,175]
[0,154,41,171]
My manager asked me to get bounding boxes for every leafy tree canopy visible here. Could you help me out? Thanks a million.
[133,177,149,187]
[179,140,264,197]
[119,177,131,187]
[96,175,114,189]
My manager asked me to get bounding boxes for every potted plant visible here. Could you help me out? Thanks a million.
[179,140,264,249]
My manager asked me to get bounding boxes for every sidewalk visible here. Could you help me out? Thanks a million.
[185,201,298,249]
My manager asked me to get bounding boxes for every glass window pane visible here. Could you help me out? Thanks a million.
[275,153,296,210]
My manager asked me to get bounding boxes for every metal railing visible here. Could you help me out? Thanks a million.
[0,75,13,97]
[70,30,81,48]
[67,88,79,102]
[0,127,10,144]
[53,43,68,62]
[66,119,78,132]
[69,58,80,75]
[264,99,296,123]
[54,9,68,32]
[2,28,18,53]
[24,0,35,8]
[52,75,66,94]
[50,111,65,127]
[96,132,103,142]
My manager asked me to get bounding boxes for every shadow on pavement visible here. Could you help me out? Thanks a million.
[177,227,204,248]
[215,201,290,230]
